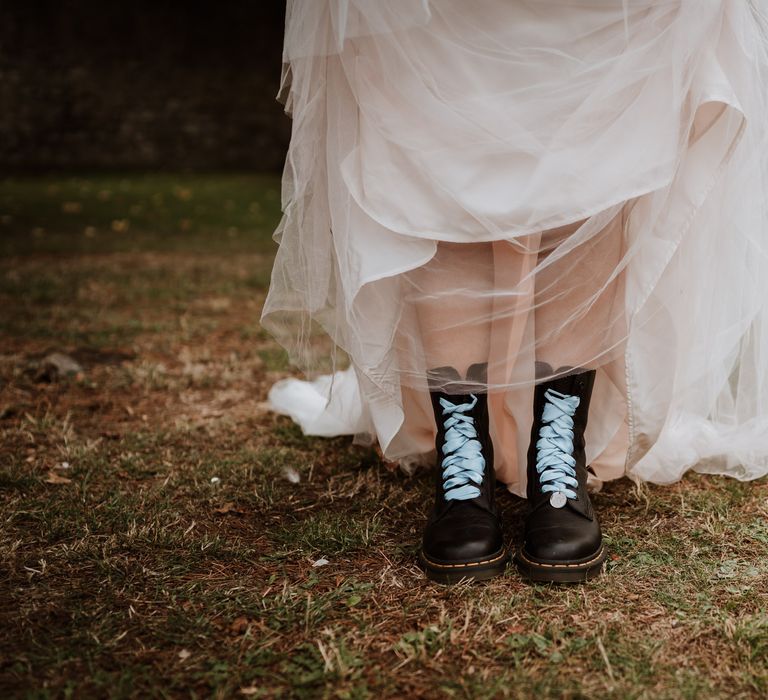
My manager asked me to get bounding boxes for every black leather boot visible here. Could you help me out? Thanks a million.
[514,364,607,582]
[420,363,507,584]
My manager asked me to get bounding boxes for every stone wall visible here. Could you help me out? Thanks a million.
[0,0,291,172]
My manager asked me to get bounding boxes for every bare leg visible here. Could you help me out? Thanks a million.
[404,241,494,380]
[534,210,627,373]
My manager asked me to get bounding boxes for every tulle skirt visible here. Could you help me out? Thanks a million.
[262,0,768,495]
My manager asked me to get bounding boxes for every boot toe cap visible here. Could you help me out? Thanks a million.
[523,525,601,563]
[423,519,503,563]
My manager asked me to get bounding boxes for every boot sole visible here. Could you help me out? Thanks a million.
[419,548,508,585]
[514,546,607,583]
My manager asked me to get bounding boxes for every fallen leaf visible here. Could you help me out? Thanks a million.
[214,502,243,515]
[312,558,329,568]
[230,616,250,636]
[45,471,72,485]
[178,649,191,661]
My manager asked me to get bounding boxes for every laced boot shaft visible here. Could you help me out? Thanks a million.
[428,370,495,518]
[534,389,581,505]
[420,363,507,584]
[515,364,607,582]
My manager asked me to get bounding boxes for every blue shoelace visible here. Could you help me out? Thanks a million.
[535,388,581,507]
[438,394,485,501]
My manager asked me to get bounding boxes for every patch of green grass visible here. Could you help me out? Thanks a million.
[271,510,384,555]
[0,173,282,256]
[269,418,328,451]
[257,346,291,372]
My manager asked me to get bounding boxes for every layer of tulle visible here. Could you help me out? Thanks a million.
[262,0,768,492]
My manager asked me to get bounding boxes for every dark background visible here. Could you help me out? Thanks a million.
[0,0,290,173]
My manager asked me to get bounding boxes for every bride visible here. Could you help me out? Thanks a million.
[262,0,768,583]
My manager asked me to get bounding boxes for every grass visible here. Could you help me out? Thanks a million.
[1,174,767,699]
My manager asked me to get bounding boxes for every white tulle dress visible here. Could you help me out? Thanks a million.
[262,0,768,496]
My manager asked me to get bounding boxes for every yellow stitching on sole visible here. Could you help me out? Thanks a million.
[420,549,508,570]
[516,547,606,569]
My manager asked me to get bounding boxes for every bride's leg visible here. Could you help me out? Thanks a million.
[533,212,626,372]
[516,212,626,582]
[405,241,494,380]
[403,241,507,584]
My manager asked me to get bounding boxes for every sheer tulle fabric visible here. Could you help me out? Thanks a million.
[262,0,768,495]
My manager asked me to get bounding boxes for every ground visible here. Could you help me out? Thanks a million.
[1,174,767,699]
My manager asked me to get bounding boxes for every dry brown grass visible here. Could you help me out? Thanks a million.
[1,175,767,699]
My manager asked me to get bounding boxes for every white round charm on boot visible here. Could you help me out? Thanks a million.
[549,492,567,508]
